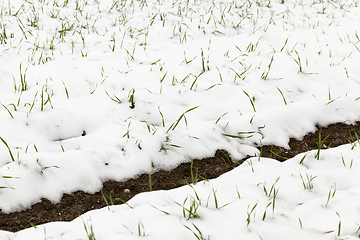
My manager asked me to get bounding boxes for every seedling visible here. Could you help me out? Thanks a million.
[190,72,204,91]
[183,223,210,240]
[340,154,353,168]
[300,172,316,190]
[151,205,170,215]
[101,189,110,210]
[247,159,255,172]
[276,87,287,105]
[174,196,200,220]
[212,188,232,209]
[115,198,133,209]
[28,91,38,113]
[349,131,360,150]
[298,218,303,228]
[222,133,251,140]
[223,130,256,140]
[0,103,14,118]
[315,128,331,160]
[105,91,122,104]
[258,177,280,216]
[125,45,136,60]
[200,48,210,72]
[299,153,308,165]
[246,41,258,52]
[61,80,69,99]
[261,54,274,80]
[280,37,289,51]
[236,184,241,199]
[40,84,54,111]
[36,159,59,175]
[13,63,28,92]
[138,221,146,236]
[109,34,116,52]
[182,51,196,64]
[0,136,15,161]
[262,202,272,220]
[157,106,166,127]
[243,90,256,112]
[215,66,223,82]
[190,160,197,185]
[229,65,252,82]
[356,223,360,237]
[166,106,199,132]
[269,149,289,161]
[324,184,336,207]
[58,138,65,152]
[149,163,155,191]
[82,218,97,240]
[257,140,263,161]
[246,202,258,226]
[128,88,135,109]
[293,50,304,73]
[336,212,341,236]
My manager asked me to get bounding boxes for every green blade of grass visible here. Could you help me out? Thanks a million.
[0,137,15,161]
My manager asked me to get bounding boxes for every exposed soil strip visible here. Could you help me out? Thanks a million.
[1,122,359,232]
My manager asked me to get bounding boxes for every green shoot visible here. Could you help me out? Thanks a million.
[158,106,165,127]
[243,90,256,112]
[29,222,37,229]
[300,172,316,190]
[315,128,331,160]
[167,106,199,132]
[299,153,308,165]
[200,48,210,72]
[0,136,15,161]
[215,112,228,124]
[104,91,122,104]
[128,88,135,109]
[138,221,146,236]
[183,223,210,240]
[115,198,133,209]
[294,50,304,73]
[149,163,155,191]
[190,160,197,185]
[190,72,204,91]
[276,87,287,105]
[101,189,110,210]
[174,196,200,220]
[212,188,232,209]
[280,37,289,51]
[0,103,14,118]
[261,54,274,80]
[223,130,255,140]
[151,205,170,215]
[236,184,241,199]
[82,219,97,240]
[216,66,223,82]
[61,80,69,99]
[58,139,65,152]
[324,184,336,207]
[246,202,258,226]
[262,202,272,221]
[269,149,289,160]
[336,212,341,236]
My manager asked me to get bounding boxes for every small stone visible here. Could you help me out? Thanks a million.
[124,189,130,193]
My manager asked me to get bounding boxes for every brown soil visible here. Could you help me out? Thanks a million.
[1,122,360,232]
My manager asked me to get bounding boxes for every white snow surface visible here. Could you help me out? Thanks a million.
[1,0,360,238]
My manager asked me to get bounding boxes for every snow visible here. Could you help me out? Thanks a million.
[1,0,360,238]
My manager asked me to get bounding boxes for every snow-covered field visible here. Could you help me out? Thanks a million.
[1,0,360,238]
